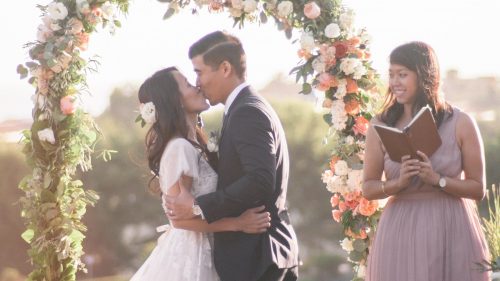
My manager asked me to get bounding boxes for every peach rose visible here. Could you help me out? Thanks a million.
[76,33,89,51]
[304,2,321,19]
[329,155,340,173]
[345,199,359,210]
[358,197,378,216]
[60,95,77,115]
[346,77,359,94]
[331,194,340,207]
[348,37,361,47]
[338,201,347,212]
[353,116,369,136]
[332,210,342,222]
[344,99,360,115]
[344,190,361,201]
[297,49,312,60]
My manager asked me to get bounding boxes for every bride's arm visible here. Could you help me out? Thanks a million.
[166,176,270,233]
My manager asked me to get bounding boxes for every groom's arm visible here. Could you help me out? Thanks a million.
[197,106,277,223]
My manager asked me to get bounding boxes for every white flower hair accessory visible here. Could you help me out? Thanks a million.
[136,102,157,127]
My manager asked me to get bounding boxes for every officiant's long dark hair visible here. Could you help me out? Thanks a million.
[138,67,217,195]
[379,41,452,127]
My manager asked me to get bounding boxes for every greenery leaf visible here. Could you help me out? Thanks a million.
[21,229,34,243]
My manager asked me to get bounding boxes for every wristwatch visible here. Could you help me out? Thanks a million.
[192,202,205,220]
[437,175,447,190]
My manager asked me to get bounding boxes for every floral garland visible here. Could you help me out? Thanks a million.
[159,0,381,279]
[17,0,128,280]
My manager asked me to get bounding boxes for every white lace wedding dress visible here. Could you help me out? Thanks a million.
[130,138,220,281]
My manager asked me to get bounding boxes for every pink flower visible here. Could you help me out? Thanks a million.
[304,2,321,19]
[316,72,338,91]
[338,201,347,212]
[330,194,340,207]
[76,33,89,51]
[358,197,378,217]
[332,210,342,222]
[353,116,369,136]
[60,95,77,115]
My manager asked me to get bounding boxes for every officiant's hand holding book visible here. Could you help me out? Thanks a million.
[373,105,442,163]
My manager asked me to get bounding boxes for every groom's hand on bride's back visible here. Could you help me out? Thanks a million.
[236,206,271,234]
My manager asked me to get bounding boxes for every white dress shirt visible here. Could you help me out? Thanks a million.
[224,82,249,116]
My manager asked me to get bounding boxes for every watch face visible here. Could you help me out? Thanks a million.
[439,177,446,188]
[193,205,201,215]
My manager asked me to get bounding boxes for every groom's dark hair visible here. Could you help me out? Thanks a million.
[188,31,244,59]
[202,42,246,79]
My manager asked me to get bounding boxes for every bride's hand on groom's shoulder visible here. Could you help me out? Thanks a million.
[235,206,271,234]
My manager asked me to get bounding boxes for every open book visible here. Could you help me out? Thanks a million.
[374,105,442,163]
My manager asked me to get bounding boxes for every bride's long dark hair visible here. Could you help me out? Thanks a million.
[138,67,217,195]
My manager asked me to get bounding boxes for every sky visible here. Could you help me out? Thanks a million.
[1,0,499,122]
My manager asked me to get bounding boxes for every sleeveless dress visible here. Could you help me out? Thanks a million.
[366,107,490,281]
[130,138,220,281]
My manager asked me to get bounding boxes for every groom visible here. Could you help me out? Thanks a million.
[165,31,299,281]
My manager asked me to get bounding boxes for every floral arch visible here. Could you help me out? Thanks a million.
[17,0,381,280]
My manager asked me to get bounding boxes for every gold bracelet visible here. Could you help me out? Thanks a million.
[381,181,390,197]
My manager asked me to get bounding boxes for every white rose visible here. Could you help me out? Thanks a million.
[334,160,349,176]
[47,2,68,21]
[300,32,315,52]
[335,78,347,98]
[312,57,326,73]
[140,102,157,124]
[324,23,341,39]
[231,0,244,9]
[76,0,91,15]
[339,9,355,31]
[321,170,334,184]
[37,24,52,43]
[326,175,344,193]
[243,0,258,13]
[229,8,243,17]
[347,169,363,191]
[38,128,56,144]
[340,238,354,252]
[101,1,115,20]
[340,58,362,76]
[277,1,293,18]
[331,100,348,130]
[357,264,366,278]
[345,135,355,145]
[353,64,367,79]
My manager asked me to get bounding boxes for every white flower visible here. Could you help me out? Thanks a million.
[334,160,349,176]
[43,15,61,31]
[37,24,53,43]
[243,0,258,13]
[140,102,157,125]
[339,9,355,31]
[345,135,355,145]
[347,169,363,191]
[340,238,354,252]
[357,264,366,278]
[300,32,315,52]
[331,99,348,130]
[229,8,243,17]
[31,94,46,109]
[38,128,56,144]
[76,0,91,15]
[324,23,341,39]
[353,63,367,80]
[101,1,115,20]
[277,1,293,18]
[340,57,362,76]
[321,169,334,184]
[312,57,326,73]
[325,174,345,193]
[359,30,372,45]
[335,78,347,98]
[231,0,244,9]
[47,2,68,21]
[207,141,219,153]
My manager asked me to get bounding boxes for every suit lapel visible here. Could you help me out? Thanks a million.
[219,86,251,144]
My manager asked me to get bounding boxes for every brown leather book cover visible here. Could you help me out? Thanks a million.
[374,106,442,163]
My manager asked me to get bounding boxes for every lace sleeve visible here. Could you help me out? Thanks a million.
[158,138,200,194]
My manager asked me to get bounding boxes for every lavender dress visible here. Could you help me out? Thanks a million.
[366,107,490,281]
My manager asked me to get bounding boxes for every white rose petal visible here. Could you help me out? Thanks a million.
[101,1,115,20]
[324,23,341,39]
[347,169,363,192]
[47,2,68,21]
[340,58,362,76]
[357,264,366,278]
[331,100,348,131]
[340,238,354,252]
[312,57,326,73]
[38,128,56,144]
[321,170,334,184]
[334,160,349,176]
[353,64,367,80]
[300,32,316,52]
[243,0,258,13]
[277,1,293,18]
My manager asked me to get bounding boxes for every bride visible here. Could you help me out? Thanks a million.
[131,67,271,281]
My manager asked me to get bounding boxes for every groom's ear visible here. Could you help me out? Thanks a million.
[220,61,233,78]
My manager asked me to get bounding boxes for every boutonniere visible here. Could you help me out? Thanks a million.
[207,130,221,153]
